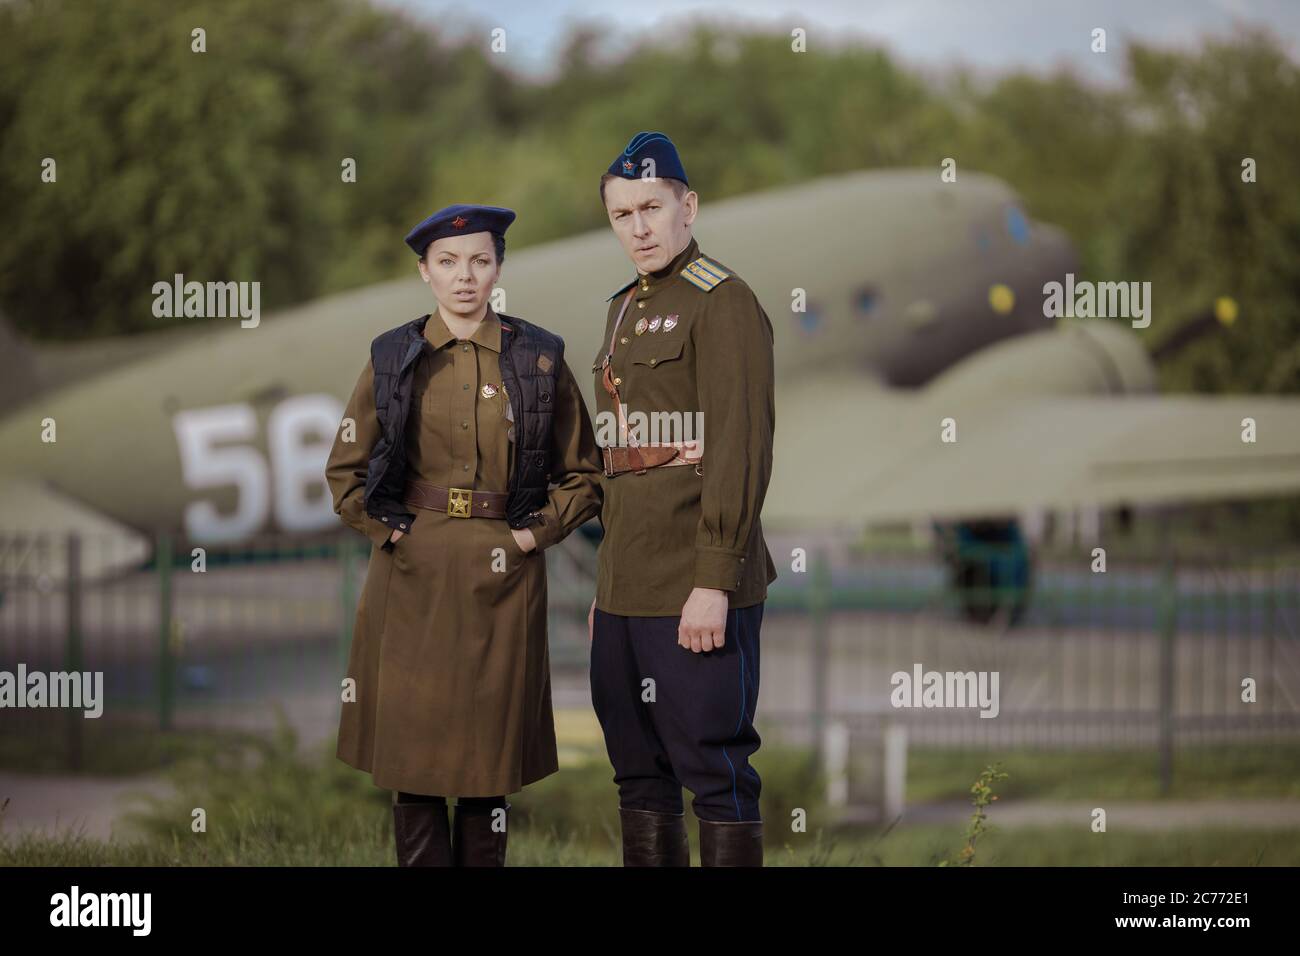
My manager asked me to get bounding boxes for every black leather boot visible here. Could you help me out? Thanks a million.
[699,819,764,867]
[392,800,453,867]
[619,806,690,866]
[452,800,511,866]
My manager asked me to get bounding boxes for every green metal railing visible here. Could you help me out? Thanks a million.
[1,530,1296,788]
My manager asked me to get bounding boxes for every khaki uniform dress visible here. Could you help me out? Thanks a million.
[326,308,602,796]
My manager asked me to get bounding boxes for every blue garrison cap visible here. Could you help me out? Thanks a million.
[606,131,689,187]
[404,203,516,256]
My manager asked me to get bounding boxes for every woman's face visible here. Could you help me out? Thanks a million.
[417,232,501,319]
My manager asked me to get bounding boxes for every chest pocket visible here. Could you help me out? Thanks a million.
[631,338,684,369]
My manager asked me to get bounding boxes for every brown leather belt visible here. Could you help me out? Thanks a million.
[602,445,703,478]
[404,479,508,518]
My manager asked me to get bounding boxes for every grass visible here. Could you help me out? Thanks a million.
[12,706,1300,803]
[907,744,1300,801]
[0,715,267,776]
[3,716,1300,865]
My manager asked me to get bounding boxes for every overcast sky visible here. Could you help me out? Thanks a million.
[383,0,1300,84]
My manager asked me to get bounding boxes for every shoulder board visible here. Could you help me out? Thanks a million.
[680,255,731,293]
[605,278,637,302]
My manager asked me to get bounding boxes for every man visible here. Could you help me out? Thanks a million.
[588,131,777,867]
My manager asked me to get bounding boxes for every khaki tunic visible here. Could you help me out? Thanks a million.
[591,236,778,616]
[325,308,602,796]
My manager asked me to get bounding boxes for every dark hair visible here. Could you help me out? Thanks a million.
[599,173,689,206]
[420,233,506,266]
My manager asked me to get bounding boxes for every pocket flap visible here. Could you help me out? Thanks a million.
[631,339,684,368]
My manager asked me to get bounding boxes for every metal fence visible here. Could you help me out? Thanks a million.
[2,530,1297,796]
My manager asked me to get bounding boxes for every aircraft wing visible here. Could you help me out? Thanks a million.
[766,382,1300,526]
[0,475,151,579]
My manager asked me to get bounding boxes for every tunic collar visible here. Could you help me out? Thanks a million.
[634,236,699,301]
[423,306,503,353]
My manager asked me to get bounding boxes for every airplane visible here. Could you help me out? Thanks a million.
[2,168,1298,621]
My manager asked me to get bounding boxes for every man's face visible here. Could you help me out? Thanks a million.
[417,232,500,319]
[602,176,697,274]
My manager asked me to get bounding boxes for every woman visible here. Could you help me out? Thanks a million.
[325,203,602,866]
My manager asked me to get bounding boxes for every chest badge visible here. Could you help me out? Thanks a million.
[647,315,662,332]
[663,314,679,331]
[634,317,649,335]
[481,383,498,398]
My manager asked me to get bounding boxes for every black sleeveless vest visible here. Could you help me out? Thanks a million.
[363,312,562,533]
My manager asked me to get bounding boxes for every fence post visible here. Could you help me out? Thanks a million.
[882,719,908,824]
[157,531,174,732]
[1156,522,1177,796]
[65,533,83,771]
[810,545,830,772]
[823,720,849,808]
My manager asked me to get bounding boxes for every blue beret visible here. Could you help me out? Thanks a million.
[404,203,516,256]
[606,131,689,187]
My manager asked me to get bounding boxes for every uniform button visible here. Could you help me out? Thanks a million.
[540,391,551,402]
[637,301,645,309]
[463,383,470,390]
[399,523,406,530]
[649,359,656,366]
[620,337,628,344]
[613,377,622,385]
[381,516,388,522]
[535,456,545,467]
[462,464,470,472]
[461,421,469,429]
[462,344,469,352]
[640,279,648,290]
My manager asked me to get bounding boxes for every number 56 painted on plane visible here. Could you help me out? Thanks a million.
[172,396,345,543]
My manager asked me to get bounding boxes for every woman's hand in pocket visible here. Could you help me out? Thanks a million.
[510,527,536,553]
[389,529,404,543]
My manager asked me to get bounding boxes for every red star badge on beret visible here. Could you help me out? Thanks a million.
[452,215,468,228]
[622,160,634,174]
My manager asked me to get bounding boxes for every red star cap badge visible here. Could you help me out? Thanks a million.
[452,215,468,228]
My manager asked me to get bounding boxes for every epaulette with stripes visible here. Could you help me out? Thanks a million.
[680,255,731,292]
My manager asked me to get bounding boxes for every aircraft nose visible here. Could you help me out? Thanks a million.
[1032,221,1080,278]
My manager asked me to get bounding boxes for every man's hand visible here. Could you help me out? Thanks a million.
[678,587,729,653]
[588,597,596,643]
[511,527,537,553]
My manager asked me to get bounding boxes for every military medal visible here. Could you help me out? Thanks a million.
[663,314,678,331]
[634,317,649,335]
[648,315,662,332]
[481,383,498,398]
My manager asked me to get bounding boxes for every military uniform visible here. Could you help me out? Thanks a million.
[588,133,775,866]
[592,213,779,847]
[327,305,602,797]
